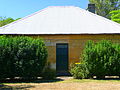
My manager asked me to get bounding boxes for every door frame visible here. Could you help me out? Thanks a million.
[56,43,69,73]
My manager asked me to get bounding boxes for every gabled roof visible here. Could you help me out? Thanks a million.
[0,6,120,34]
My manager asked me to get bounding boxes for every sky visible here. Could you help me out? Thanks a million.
[0,0,89,19]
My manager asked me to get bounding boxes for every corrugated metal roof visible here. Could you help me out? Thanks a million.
[0,6,120,34]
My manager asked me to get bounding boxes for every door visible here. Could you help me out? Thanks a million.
[56,43,68,75]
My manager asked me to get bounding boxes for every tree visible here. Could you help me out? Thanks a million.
[0,17,20,27]
[89,0,120,18]
[109,10,120,23]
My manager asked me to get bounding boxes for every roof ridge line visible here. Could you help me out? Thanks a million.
[75,7,120,27]
[84,9,120,27]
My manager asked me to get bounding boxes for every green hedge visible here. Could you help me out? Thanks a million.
[0,36,48,79]
[70,64,89,79]
[70,40,120,79]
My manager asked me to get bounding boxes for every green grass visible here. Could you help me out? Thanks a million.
[59,78,120,83]
[1,78,120,90]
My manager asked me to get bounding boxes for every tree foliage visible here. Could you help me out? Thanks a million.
[89,0,120,18]
[109,10,120,23]
[0,17,20,27]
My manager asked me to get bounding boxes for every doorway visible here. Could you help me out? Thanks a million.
[56,43,68,75]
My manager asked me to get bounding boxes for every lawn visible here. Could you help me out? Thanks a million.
[1,77,120,90]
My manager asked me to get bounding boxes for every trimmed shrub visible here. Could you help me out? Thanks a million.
[0,36,14,79]
[82,40,120,78]
[0,36,48,79]
[70,40,120,79]
[70,64,89,79]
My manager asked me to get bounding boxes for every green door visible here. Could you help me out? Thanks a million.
[56,43,68,75]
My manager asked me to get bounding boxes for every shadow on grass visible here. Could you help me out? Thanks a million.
[0,78,64,83]
[0,78,64,90]
[0,83,12,90]
[33,78,64,83]
[0,83,34,90]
